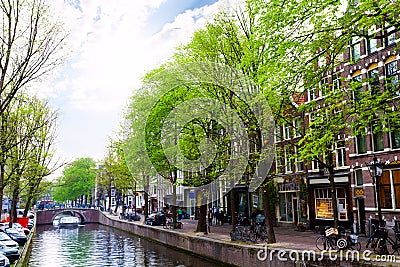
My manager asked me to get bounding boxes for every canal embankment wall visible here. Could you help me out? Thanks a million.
[99,212,263,267]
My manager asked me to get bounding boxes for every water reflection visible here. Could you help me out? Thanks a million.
[28,224,225,267]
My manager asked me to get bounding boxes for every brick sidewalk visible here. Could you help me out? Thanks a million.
[118,212,321,251]
[177,219,320,250]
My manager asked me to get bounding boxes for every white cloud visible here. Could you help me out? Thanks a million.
[42,0,242,163]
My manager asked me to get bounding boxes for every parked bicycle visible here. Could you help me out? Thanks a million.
[336,226,361,251]
[230,216,256,243]
[366,224,400,255]
[315,226,339,251]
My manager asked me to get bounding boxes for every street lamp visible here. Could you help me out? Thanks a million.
[366,157,385,227]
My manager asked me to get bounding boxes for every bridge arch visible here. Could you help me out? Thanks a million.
[36,208,100,225]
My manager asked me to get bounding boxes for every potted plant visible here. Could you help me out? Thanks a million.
[296,222,307,232]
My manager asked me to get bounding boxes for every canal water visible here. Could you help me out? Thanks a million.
[28,224,226,267]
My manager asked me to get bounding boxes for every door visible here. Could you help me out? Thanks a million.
[293,197,298,225]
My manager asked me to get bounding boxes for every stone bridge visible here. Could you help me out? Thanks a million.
[35,208,100,225]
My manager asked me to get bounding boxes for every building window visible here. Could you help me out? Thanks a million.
[371,122,384,152]
[309,87,317,101]
[276,149,283,174]
[391,128,400,149]
[275,124,281,143]
[367,38,378,55]
[311,160,319,171]
[378,171,392,209]
[368,68,379,94]
[385,26,396,47]
[294,118,302,137]
[385,60,399,96]
[284,146,292,173]
[356,135,367,154]
[320,77,328,97]
[336,140,347,167]
[352,74,363,101]
[283,123,291,140]
[355,169,363,186]
[332,73,341,91]
[350,37,361,61]
[294,146,304,172]
[315,188,347,220]
[393,170,400,208]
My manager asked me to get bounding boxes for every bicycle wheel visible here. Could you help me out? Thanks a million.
[349,241,361,251]
[259,229,268,242]
[327,236,339,250]
[316,236,326,251]
[374,238,389,255]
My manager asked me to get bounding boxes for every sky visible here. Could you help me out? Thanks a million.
[40,0,242,170]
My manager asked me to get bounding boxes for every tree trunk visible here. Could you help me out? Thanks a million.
[195,190,208,233]
[10,184,19,227]
[144,176,149,220]
[114,191,119,214]
[230,189,236,231]
[329,170,338,228]
[263,189,276,243]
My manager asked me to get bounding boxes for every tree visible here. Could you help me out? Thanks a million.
[249,0,400,228]
[53,158,96,204]
[0,0,68,114]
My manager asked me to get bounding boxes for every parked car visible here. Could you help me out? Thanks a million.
[27,219,34,230]
[11,223,29,235]
[0,253,10,267]
[0,233,19,262]
[145,213,166,226]
[2,228,27,246]
[16,209,34,219]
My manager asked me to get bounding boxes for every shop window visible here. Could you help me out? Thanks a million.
[378,171,392,209]
[394,170,400,208]
[279,192,294,222]
[356,135,367,154]
[391,128,400,149]
[355,169,363,186]
[335,140,347,167]
[315,188,347,220]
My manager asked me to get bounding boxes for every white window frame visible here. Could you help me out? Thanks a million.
[385,60,399,96]
[335,140,347,167]
[283,123,291,140]
[284,146,292,173]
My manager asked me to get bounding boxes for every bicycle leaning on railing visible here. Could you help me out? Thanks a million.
[229,217,268,243]
[366,224,400,255]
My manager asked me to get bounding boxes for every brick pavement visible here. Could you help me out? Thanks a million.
[116,212,322,251]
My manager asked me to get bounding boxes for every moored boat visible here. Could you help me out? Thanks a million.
[58,216,80,227]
